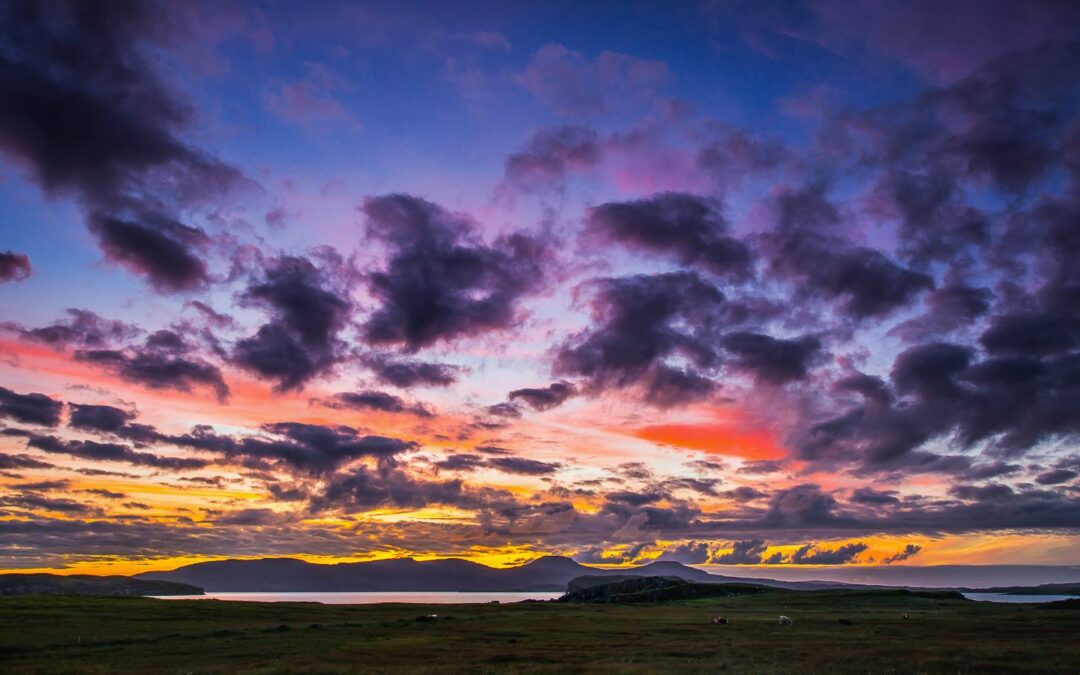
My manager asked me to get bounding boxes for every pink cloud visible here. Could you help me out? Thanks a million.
[263,63,362,133]
[513,43,671,115]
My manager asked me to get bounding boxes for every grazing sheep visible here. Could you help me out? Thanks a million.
[838,618,853,626]
[778,615,793,626]
[711,616,729,625]
[902,612,909,620]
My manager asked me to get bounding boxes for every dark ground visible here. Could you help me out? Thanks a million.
[1,589,1078,673]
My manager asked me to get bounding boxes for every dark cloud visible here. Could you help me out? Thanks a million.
[507,382,575,411]
[18,308,140,349]
[76,341,228,402]
[233,255,352,391]
[606,490,667,507]
[0,0,242,291]
[787,245,933,319]
[721,486,767,503]
[323,390,432,418]
[655,540,710,564]
[90,215,209,291]
[0,493,97,515]
[195,422,418,476]
[711,538,767,564]
[850,488,901,506]
[895,41,1079,194]
[573,542,650,565]
[0,386,63,427]
[65,402,161,446]
[888,173,989,265]
[486,456,562,476]
[802,338,1080,467]
[1035,469,1078,486]
[214,509,290,527]
[736,460,783,475]
[882,543,923,564]
[890,284,993,342]
[481,402,520,420]
[15,479,70,491]
[0,250,31,282]
[17,312,227,403]
[787,541,868,565]
[961,461,1022,481]
[662,477,722,497]
[763,184,933,318]
[67,403,135,434]
[364,356,460,388]
[433,452,561,476]
[891,342,972,398]
[584,193,752,279]
[720,332,822,384]
[503,126,601,191]
[360,194,548,351]
[433,453,486,472]
[980,312,1080,356]
[10,430,207,470]
[81,488,127,499]
[0,453,54,470]
[555,272,727,405]
[309,465,493,514]
[760,484,853,529]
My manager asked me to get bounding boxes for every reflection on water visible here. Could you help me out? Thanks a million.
[962,593,1079,604]
[150,591,562,604]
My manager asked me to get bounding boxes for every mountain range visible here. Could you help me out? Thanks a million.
[136,555,827,592]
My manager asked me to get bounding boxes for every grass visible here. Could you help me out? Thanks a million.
[1,590,1077,673]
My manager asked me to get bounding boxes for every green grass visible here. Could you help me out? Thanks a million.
[1,590,1077,673]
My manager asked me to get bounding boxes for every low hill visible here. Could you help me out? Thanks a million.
[560,575,774,603]
[136,555,806,592]
[0,573,202,597]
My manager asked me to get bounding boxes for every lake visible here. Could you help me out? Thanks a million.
[150,591,563,604]
[962,593,1079,603]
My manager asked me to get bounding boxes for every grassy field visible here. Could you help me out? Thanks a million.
[1,590,1078,673]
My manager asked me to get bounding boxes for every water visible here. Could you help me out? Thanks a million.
[962,593,1079,604]
[150,591,562,604]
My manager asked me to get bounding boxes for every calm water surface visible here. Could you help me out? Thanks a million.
[151,591,1078,605]
[151,591,562,604]
[962,593,1079,603]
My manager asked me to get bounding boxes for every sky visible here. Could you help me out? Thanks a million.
[0,0,1079,578]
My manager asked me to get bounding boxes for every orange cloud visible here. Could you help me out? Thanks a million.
[632,418,784,460]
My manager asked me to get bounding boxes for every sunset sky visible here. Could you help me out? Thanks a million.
[1,0,1079,577]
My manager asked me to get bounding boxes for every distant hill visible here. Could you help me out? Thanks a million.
[0,573,202,597]
[967,582,1080,595]
[135,555,833,593]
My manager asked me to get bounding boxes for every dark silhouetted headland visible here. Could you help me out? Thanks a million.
[0,573,202,597]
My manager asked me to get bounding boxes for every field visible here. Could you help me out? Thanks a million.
[1,590,1078,673]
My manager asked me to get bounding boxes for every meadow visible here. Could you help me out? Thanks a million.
[1,590,1077,673]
